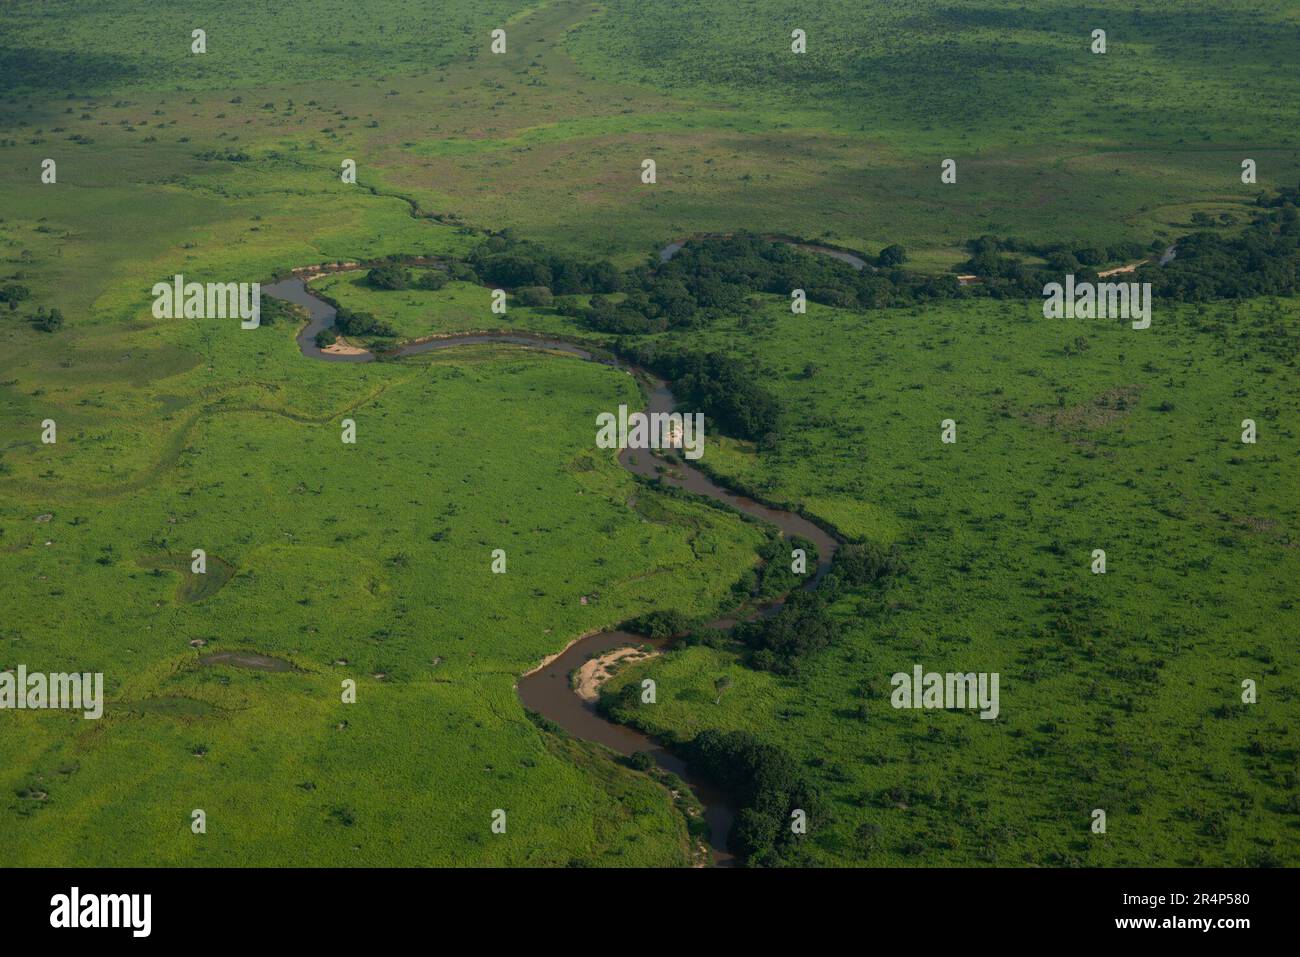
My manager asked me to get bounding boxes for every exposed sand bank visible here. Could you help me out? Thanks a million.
[574,645,660,701]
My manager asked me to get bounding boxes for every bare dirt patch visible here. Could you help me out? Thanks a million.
[1030,385,1143,432]
[321,339,369,357]
[198,650,296,672]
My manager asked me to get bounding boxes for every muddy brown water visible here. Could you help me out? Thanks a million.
[267,277,841,865]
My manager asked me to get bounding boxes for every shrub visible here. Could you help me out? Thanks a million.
[514,285,554,307]
[414,270,448,291]
[878,243,907,266]
[30,306,63,332]
[832,542,905,588]
[625,609,691,640]
[627,751,656,772]
[447,262,480,283]
[0,283,31,305]
[334,307,396,338]
[366,265,410,290]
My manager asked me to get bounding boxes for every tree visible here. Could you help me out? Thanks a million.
[832,541,904,588]
[737,589,839,674]
[414,270,448,291]
[31,306,63,332]
[626,609,691,639]
[334,307,395,338]
[1,283,32,307]
[366,265,410,290]
[627,751,655,772]
[514,286,554,307]
[878,243,907,266]
[585,260,622,293]
[686,729,822,863]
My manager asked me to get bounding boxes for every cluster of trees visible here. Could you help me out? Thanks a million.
[193,149,251,162]
[364,263,457,292]
[28,306,63,332]
[258,294,299,326]
[828,541,907,590]
[361,193,1299,342]
[959,185,1300,301]
[655,235,950,308]
[555,235,959,332]
[605,548,905,863]
[514,286,553,307]
[2,283,63,331]
[613,342,783,446]
[415,270,448,291]
[746,534,816,601]
[333,306,395,338]
[622,535,818,644]
[960,234,1152,291]
[686,729,822,865]
[465,232,621,295]
[364,237,616,301]
[624,609,692,640]
[562,294,664,334]
[878,243,907,266]
[1,282,30,308]
[366,264,411,290]
[734,541,903,674]
[735,588,839,675]
[1143,199,1299,300]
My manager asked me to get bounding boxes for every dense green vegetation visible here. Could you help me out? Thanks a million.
[468,234,621,295]
[366,264,412,291]
[623,609,693,641]
[616,343,784,446]
[333,305,397,339]
[1145,194,1300,301]
[599,289,1299,866]
[962,187,1300,300]
[735,589,840,676]
[686,729,821,865]
[732,542,903,675]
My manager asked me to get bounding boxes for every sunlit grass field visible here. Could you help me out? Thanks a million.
[601,294,1300,865]
[0,331,765,865]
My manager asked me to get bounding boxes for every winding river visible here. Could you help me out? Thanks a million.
[265,275,841,866]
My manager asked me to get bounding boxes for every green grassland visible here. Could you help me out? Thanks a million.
[0,0,528,92]
[1,325,767,865]
[601,294,1300,865]
[1,0,1297,866]
[6,0,1297,273]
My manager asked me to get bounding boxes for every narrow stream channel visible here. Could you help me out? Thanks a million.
[266,276,841,866]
